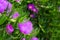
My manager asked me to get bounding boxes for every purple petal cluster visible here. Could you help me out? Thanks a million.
[0,0,8,13]
[27,3,38,13]
[6,24,14,34]
[12,12,19,19]
[31,37,39,40]
[18,21,33,34]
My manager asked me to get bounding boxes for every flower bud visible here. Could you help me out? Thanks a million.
[6,24,14,34]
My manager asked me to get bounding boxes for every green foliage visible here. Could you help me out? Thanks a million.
[0,0,60,40]
[0,14,7,25]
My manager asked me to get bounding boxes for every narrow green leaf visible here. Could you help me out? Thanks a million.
[0,15,7,25]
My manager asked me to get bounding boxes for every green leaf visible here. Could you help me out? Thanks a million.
[18,15,28,23]
[29,28,40,37]
[0,15,7,25]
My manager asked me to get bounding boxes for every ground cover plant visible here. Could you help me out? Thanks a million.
[0,0,60,40]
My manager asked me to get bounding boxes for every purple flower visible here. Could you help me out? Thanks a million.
[31,37,39,40]
[12,12,19,19]
[7,2,12,13]
[18,21,33,34]
[0,0,8,13]
[22,38,25,40]
[30,14,35,18]
[15,0,20,3]
[27,3,35,10]
[27,3,38,13]
[6,24,14,34]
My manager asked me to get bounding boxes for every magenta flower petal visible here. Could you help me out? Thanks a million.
[32,8,38,13]
[0,4,5,13]
[22,38,26,40]
[30,14,35,18]
[12,12,19,19]
[8,2,12,10]
[18,21,33,34]
[27,3,35,10]
[0,0,8,13]
[0,0,5,3]
[31,37,39,40]
[4,0,7,1]
[6,24,14,34]
[2,1,8,10]
[27,3,38,13]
